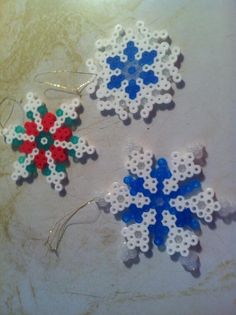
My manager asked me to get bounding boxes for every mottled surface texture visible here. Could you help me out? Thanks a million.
[0,1,236,315]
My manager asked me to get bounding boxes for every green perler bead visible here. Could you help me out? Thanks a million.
[68,149,76,157]
[18,156,26,164]
[35,131,53,150]
[70,135,79,144]
[42,167,51,176]
[26,163,37,174]
[38,103,48,116]
[26,111,34,120]
[65,117,74,126]
[56,164,66,172]
[15,125,25,133]
[12,139,23,148]
[56,108,63,117]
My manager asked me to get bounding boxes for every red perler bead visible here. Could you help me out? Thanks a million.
[34,150,48,169]
[19,140,36,154]
[42,112,56,132]
[50,145,67,162]
[24,121,39,136]
[53,126,72,141]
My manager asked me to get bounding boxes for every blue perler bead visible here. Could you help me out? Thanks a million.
[87,21,184,121]
[105,148,221,261]
[106,40,158,100]
[121,157,200,243]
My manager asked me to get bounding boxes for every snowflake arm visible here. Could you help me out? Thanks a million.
[105,182,150,216]
[121,209,157,252]
[161,211,198,257]
[163,151,202,194]
[3,92,96,193]
[11,148,39,181]
[170,188,221,223]
[125,149,158,193]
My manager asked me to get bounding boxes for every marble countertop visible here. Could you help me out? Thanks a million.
[0,0,236,314]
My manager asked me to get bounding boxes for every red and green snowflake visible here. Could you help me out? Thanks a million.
[3,92,95,192]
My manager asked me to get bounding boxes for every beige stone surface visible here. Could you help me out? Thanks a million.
[0,1,236,314]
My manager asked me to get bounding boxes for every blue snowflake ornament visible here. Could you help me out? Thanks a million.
[105,147,221,263]
[86,21,182,121]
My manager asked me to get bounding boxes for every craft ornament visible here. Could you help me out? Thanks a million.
[105,146,221,266]
[2,92,95,192]
[86,21,182,121]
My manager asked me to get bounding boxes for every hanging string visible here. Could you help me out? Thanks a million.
[0,97,24,136]
[34,70,97,96]
[45,198,101,255]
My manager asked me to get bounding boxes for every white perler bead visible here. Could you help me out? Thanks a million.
[45,151,65,192]
[162,211,198,257]
[121,209,156,252]
[11,148,39,181]
[2,126,34,143]
[105,146,222,264]
[54,137,95,159]
[105,182,150,214]
[4,92,95,193]
[170,188,221,222]
[49,98,80,134]
[163,151,202,194]
[24,92,44,131]
[86,21,182,121]
[125,149,158,193]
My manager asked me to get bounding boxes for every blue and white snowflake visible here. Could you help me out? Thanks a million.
[105,147,221,263]
[86,21,182,121]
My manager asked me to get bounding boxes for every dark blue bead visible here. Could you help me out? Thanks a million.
[123,41,138,61]
[122,211,133,223]
[139,50,157,66]
[119,152,203,250]
[106,55,125,70]
[125,79,140,99]
[139,70,158,85]
[105,42,159,100]
[107,74,125,90]
[157,158,167,166]
[123,175,133,185]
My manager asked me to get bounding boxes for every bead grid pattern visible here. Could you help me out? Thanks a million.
[86,21,182,121]
[105,147,221,260]
[2,92,95,192]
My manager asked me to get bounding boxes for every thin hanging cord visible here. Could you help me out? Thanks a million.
[45,199,99,255]
[0,97,24,135]
[34,70,97,96]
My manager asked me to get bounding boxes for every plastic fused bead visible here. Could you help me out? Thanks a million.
[3,92,96,192]
[105,146,221,266]
[86,20,183,122]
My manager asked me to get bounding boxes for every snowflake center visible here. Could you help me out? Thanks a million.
[155,197,165,207]
[40,137,48,145]
[128,66,137,75]
[36,131,54,150]
[106,41,159,101]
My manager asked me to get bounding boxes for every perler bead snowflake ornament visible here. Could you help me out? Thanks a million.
[2,92,95,192]
[86,21,182,121]
[104,146,221,267]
